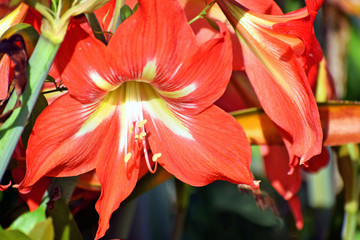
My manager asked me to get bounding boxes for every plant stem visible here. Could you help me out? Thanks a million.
[0,35,60,181]
[171,179,190,240]
[337,144,359,240]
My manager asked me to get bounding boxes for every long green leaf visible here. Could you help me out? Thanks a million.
[0,35,60,181]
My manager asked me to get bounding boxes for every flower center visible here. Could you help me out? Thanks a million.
[120,81,161,173]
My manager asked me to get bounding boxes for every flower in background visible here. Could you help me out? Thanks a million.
[16,0,258,238]
[216,0,324,170]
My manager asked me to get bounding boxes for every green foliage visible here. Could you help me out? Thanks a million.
[0,230,32,240]
[47,197,84,240]
[346,21,360,100]
[22,94,48,149]
[120,5,133,22]
[9,203,46,235]
[28,218,54,240]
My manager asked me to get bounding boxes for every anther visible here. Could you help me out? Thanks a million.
[139,132,147,139]
[124,153,132,163]
[152,153,162,162]
[138,119,147,128]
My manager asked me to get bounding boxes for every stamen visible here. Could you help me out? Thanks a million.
[124,153,132,163]
[129,125,134,134]
[152,153,162,162]
[138,119,147,128]
[139,132,147,139]
[141,131,157,174]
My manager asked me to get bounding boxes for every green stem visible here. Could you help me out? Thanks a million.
[0,35,60,181]
[337,144,359,240]
[85,13,108,45]
[109,0,124,33]
[171,179,190,240]
[188,0,215,25]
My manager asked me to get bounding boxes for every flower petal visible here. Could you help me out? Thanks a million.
[242,44,322,163]
[92,103,140,240]
[155,22,232,115]
[215,71,261,112]
[0,55,10,100]
[17,93,115,193]
[107,0,197,85]
[179,0,282,70]
[302,147,330,173]
[288,195,304,229]
[54,18,115,103]
[143,99,257,187]
[217,0,323,163]
[262,145,302,200]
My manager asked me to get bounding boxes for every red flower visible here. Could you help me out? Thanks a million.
[216,0,324,168]
[17,0,258,238]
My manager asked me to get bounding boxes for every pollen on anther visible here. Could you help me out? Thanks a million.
[139,132,147,139]
[129,125,134,134]
[152,153,162,162]
[124,153,132,163]
[138,119,147,128]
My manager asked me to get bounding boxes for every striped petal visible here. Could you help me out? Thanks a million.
[217,0,323,163]
[93,106,140,240]
[17,93,118,193]
[154,23,232,115]
[106,0,197,85]
[54,18,116,103]
[143,94,257,187]
[178,0,283,70]
[0,55,10,100]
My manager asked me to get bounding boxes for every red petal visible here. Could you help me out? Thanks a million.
[262,146,302,200]
[305,0,324,12]
[107,0,197,85]
[145,104,257,188]
[242,43,322,163]
[0,55,10,100]
[17,94,110,193]
[179,0,282,71]
[155,23,232,115]
[12,167,51,211]
[217,0,323,162]
[54,19,113,103]
[302,147,330,173]
[23,7,41,33]
[94,119,139,239]
[288,195,304,229]
[215,71,261,112]
[236,0,283,14]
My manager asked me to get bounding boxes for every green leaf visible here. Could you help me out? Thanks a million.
[0,230,32,240]
[47,197,83,240]
[120,5,132,22]
[0,35,60,181]
[9,204,46,235]
[22,93,48,149]
[28,218,54,240]
[346,22,360,100]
